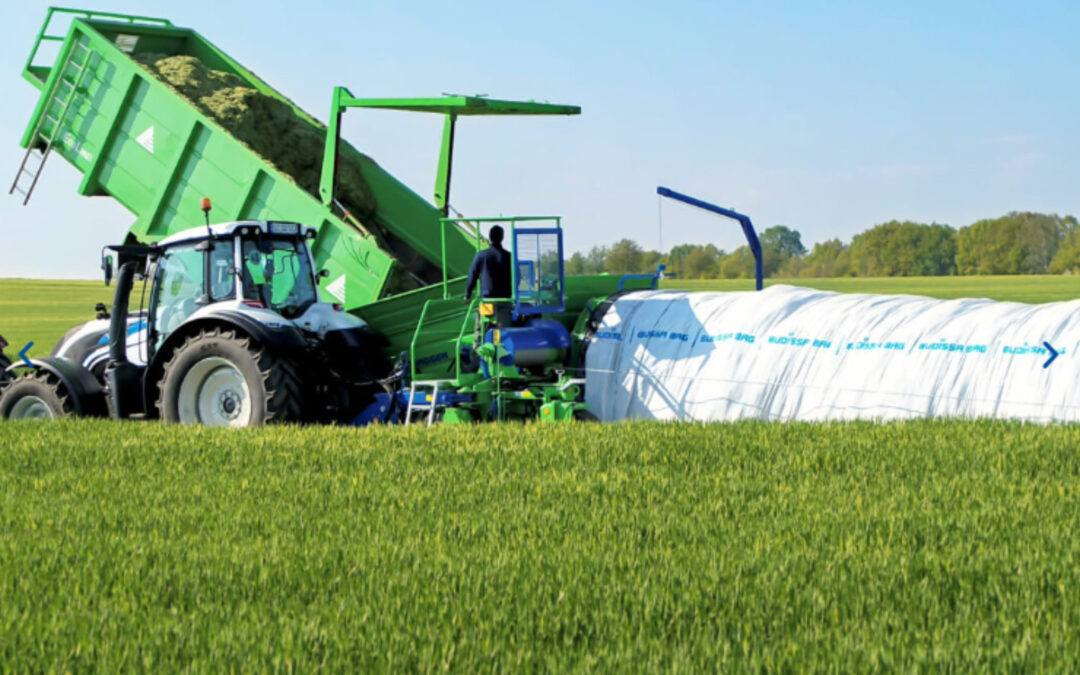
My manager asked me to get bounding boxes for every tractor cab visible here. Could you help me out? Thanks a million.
[101,221,323,361]
[143,221,320,350]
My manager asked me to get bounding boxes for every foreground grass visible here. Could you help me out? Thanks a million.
[1,419,1079,670]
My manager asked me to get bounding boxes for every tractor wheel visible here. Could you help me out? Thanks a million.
[0,371,74,420]
[156,328,303,427]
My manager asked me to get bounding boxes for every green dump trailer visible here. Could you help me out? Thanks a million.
[13,7,658,423]
[13,7,516,307]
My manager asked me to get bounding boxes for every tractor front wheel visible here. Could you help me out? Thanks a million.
[157,328,303,427]
[0,371,74,420]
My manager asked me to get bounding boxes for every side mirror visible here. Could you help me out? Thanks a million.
[102,254,114,287]
[318,269,330,279]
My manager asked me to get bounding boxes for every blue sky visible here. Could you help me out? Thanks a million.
[2,0,1078,278]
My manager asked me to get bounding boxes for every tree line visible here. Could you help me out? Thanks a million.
[566,212,1080,278]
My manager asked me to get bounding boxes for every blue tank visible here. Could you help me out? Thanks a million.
[488,318,571,367]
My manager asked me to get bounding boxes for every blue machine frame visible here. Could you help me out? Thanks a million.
[656,186,763,291]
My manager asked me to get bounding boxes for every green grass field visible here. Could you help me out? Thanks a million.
[2,419,1079,670]
[0,279,113,359]
[3,275,1080,670]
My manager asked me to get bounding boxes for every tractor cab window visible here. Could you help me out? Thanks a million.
[240,237,317,319]
[151,244,204,347]
[208,240,237,302]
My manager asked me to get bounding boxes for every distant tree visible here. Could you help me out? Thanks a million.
[777,256,804,278]
[719,247,757,279]
[565,212,1080,280]
[566,245,610,275]
[847,221,956,276]
[667,244,701,278]
[761,225,807,258]
[604,239,644,274]
[683,245,721,278]
[585,245,609,274]
[666,243,723,278]
[913,224,958,276]
[1048,216,1080,273]
[640,250,663,274]
[797,239,848,278]
[832,247,855,277]
[760,225,807,277]
[956,212,1067,275]
[566,251,587,275]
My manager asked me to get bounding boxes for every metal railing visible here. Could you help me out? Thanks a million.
[410,296,480,384]
[25,8,172,85]
[438,215,561,300]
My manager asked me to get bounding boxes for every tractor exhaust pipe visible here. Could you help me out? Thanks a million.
[104,261,142,418]
[108,262,135,363]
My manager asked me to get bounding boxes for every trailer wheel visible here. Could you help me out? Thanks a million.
[0,371,75,420]
[157,328,303,426]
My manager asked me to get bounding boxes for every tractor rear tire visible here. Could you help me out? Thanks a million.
[0,371,75,420]
[157,328,303,426]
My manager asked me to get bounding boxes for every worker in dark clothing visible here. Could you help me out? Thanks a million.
[464,225,512,304]
[465,226,514,347]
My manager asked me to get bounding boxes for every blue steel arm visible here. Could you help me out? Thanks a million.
[656,186,763,291]
[617,264,667,292]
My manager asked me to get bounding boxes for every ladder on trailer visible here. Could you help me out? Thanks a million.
[10,40,98,205]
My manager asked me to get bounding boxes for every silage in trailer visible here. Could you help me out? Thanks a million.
[134,54,376,219]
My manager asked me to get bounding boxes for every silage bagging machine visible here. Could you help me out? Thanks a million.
[1,7,660,425]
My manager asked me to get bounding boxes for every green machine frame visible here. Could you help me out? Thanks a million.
[406,215,584,423]
[319,87,580,218]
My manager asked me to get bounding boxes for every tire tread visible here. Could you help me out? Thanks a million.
[156,328,303,425]
[0,371,75,419]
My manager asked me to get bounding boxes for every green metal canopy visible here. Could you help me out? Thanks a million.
[320,87,581,216]
[335,94,580,117]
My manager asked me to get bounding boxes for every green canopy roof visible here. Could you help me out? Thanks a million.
[337,94,580,116]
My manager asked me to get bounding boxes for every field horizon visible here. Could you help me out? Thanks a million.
[3,275,1080,357]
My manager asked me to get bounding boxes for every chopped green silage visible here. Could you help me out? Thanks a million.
[135,54,375,218]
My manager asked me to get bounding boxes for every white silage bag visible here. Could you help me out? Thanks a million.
[584,285,1080,422]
